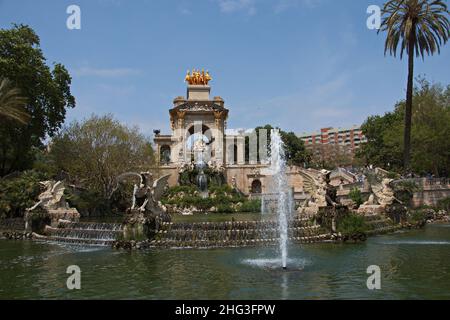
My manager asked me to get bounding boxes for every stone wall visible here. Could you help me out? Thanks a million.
[412,189,450,207]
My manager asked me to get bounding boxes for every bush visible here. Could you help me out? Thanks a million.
[393,180,421,205]
[65,188,110,217]
[0,170,47,219]
[240,199,261,213]
[437,197,450,211]
[408,210,428,226]
[349,187,363,208]
[217,203,234,213]
[161,184,258,213]
[337,214,368,241]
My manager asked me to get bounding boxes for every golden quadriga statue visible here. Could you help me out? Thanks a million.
[185,69,212,85]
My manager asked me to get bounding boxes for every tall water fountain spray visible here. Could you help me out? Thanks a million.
[269,129,290,269]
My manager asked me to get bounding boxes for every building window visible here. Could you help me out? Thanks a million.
[251,179,262,194]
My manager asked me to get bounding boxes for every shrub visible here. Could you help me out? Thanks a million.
[437,197,450,211]
[337,214,368,241]
[161,184,259,214]
[0,170,46,219]
[240,199,261,213]
[408,210,428,226]
[349,187,363,208]
[65,188,110,217]
[217,203,234,213]
[393,180,421,205]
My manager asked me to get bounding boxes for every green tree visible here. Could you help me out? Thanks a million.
[245,124,311,166]
[379,0,449,171]
[357,79,450,176]
[49,114,155,208]
[0,78,29,124]
[0,170,46,218]
[0,24,75,176]
[357,111,404,171]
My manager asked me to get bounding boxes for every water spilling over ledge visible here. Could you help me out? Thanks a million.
[33,221,123,246]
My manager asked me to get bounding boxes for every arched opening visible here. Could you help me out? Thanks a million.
[160,145,171,165]
[251,179,262,194]
[186,124,213,164]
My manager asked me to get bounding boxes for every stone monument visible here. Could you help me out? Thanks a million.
[25,180,80,233]
[358,178,397,215]
[117,172,171,240]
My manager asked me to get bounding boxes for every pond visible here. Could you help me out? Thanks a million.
[1,223,450,299]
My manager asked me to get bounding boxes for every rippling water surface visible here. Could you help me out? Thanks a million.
[1,223,450,299]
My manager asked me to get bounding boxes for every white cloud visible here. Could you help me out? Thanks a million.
[275,0,324,13]
[73,67,141,78]
[216,0,257,15]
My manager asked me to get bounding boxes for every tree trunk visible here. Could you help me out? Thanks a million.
[404,38,415,172]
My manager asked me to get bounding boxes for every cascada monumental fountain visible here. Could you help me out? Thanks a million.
[23,71,355,269]
[153,70,322,202]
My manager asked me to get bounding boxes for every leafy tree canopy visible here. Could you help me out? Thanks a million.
[357,78,450,176]
[245,124,311,167]
[48,114,155,207]
[0,24,75,176]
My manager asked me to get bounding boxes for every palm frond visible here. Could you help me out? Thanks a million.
[379,0,450,59]
[0,78,30,125]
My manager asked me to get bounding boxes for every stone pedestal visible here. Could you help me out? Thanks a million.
[122,209,170,241]
[25,208,80,233]
[187,85,210,100]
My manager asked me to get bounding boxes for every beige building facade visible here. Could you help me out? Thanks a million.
[154,75,310,198]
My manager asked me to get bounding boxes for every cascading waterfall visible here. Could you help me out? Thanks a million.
[35,221,123,246]
[269,129,290,269]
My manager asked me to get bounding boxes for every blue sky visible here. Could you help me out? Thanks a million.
[1,0,449,136]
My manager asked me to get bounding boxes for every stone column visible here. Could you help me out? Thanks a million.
[214,127,224,166]
[224,136,233,165]
[237,136,245,165]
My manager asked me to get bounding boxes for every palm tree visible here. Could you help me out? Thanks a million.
[0,78,29,124]
[379,0,449,171]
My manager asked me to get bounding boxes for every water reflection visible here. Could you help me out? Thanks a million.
[0,224,450,299]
